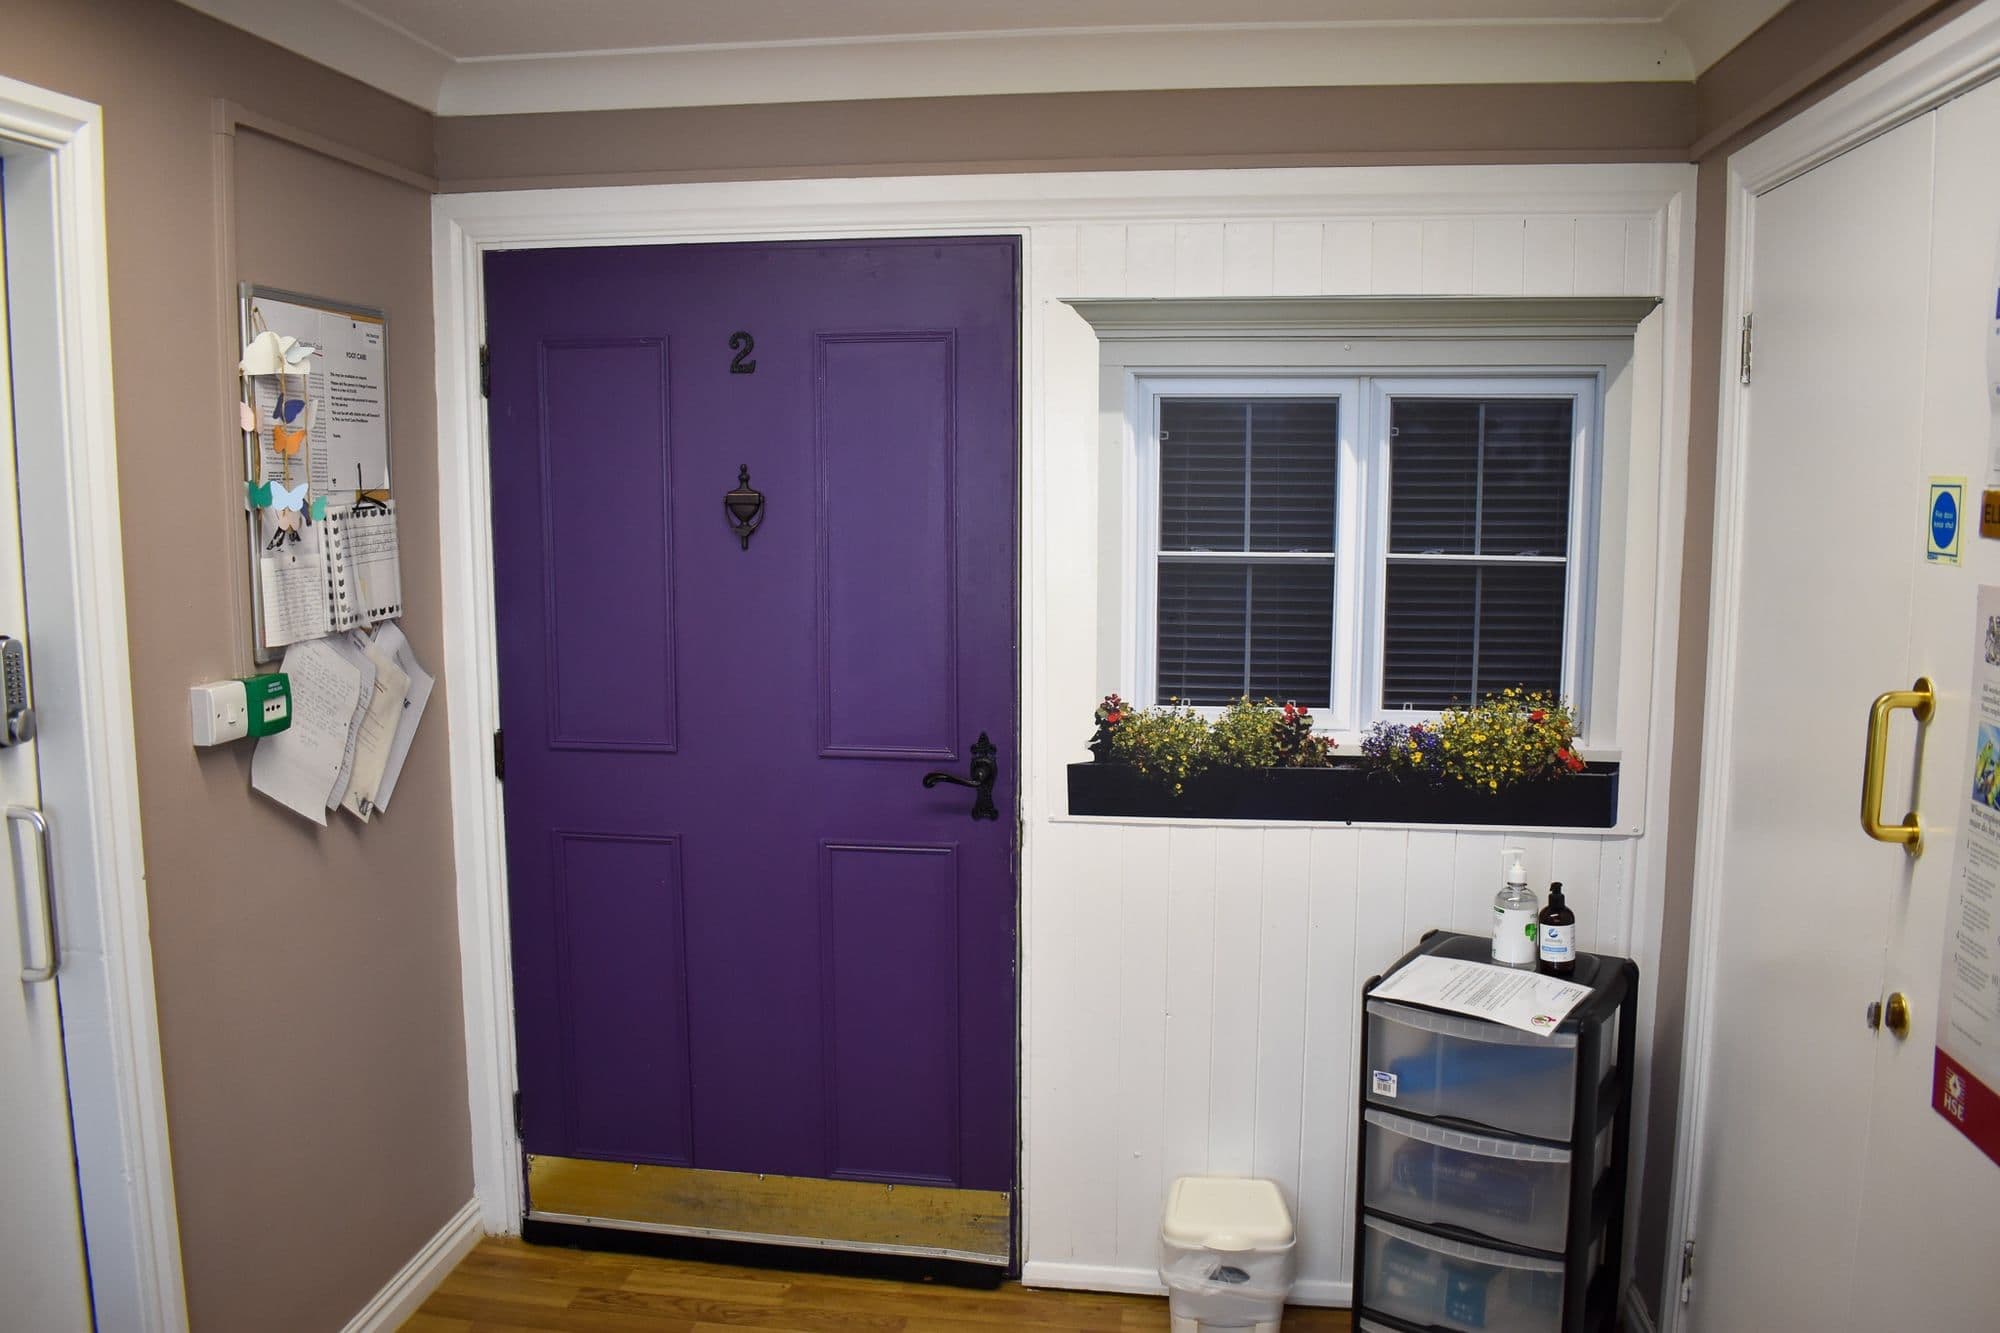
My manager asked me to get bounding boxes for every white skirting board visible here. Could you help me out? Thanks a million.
[1022,1260,1350,1308]
[340,1198,483,1333]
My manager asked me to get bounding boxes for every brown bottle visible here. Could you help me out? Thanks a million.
[1537,882,1577,977]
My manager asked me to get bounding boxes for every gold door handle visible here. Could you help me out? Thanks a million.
[1885,991,1912,1039]
[1861,677,1934,856]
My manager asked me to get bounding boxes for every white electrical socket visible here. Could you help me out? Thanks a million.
[190,680,249,746]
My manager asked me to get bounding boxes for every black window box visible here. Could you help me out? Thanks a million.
[1067,759,1618,827]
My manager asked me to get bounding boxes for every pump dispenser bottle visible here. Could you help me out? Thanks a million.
[1492,847,1540,968]
[1538,881,1577,976]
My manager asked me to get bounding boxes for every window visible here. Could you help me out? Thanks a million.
[1136,373,1596,730]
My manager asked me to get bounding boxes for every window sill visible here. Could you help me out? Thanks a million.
[1066,760,1618,829]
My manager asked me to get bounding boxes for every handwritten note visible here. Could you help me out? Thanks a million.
[250,639,362,825]
[339,636,409,822]
[368,621,433,812]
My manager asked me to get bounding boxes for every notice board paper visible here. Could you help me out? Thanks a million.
[1933,584,2000,1167]
[1370,954,1592,1036]
[367,621,433,812]
[339,634,409,823]
[245,293,389,497]
[250,638,363,826]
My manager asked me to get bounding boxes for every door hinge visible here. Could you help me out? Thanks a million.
[493,728,505,781]
[1738,314,1753,385]
[512,1090,523,1139]
[479,343,491,398]
[1679,1238,1697,1305]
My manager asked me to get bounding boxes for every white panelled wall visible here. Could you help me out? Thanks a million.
[1019,202,1678,1304]
[432,166,1694,1300]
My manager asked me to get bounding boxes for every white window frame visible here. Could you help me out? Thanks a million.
[1363,374,1602,730]
[1132,373,1361,729]
[1131,370,1602,741]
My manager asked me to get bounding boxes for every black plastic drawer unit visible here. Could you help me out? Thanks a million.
[1353,931,1638,1333]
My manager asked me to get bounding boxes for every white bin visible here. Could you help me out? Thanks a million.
[1159,1176,1297,1333]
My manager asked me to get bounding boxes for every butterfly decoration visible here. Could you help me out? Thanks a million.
[271,422,307,456]
[238,331,318,377]
[272,397,306,424]
[268,480,308,534]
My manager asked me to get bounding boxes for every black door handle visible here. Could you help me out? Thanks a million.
[922,732,999,821]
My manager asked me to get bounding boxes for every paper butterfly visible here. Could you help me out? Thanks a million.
[238,331,318,377]
[269,480,307,513]
[273,397,305,424]
[272,423,307,456]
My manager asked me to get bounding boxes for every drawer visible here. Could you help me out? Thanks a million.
[1365,999,1610,1141]
[1360,1215,1569,1333]
[1363,1109,1582,1252]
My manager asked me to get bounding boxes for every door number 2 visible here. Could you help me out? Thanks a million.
[728,331,757,374]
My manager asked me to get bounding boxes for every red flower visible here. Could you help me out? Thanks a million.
[1105,711,1123,725]
[1530,709,1546,722]
[1556,747,1585,773]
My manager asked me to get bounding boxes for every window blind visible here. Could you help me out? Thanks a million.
[1156,398,1338,706]
[1383,398,1572,709]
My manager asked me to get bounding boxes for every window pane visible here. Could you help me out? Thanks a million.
[1389,399,1479,554]
[1247,563,1334,706]
[1383,562,1566,709]
[1157,561,1248,704]
[1480,399,1573,556]
[1248,400,1338,552]
[1157,560,1333,708]
[1160,398,1339,554]
[1159,400,1247,551]
[1389,397,1574,557]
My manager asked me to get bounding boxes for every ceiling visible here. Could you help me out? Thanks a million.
[179,0,1790,117]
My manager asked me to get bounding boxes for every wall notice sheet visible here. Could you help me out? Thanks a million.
[1934,584,2000,1167]
[244,291,390,496]
[1370,955,1592,1036]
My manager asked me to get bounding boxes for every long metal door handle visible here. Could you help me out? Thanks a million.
[8,805,56,982]
[1860,677,1933,856]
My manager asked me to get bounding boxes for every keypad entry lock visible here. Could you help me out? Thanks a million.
[0,637,35,747]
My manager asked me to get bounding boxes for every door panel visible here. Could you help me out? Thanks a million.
[486,239,1019,1230]
[1690,114,1935,1331]
[1851,74,2000,1332]
[0,165,92,1328]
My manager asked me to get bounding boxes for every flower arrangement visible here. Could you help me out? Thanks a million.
[1090,694,1336,794]
[1361,689,1583,793]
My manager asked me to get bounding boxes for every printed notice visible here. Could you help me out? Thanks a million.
[1934,585,2000,1167]
[1370,955,1593,1036]
[246,293,389,498]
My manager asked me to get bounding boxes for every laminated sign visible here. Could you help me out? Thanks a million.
[1934,585,2000,1168]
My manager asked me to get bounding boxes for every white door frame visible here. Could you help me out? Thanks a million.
[433,162,1695,1255]
[0,76,186,1331]
[1664,3,2000,1327]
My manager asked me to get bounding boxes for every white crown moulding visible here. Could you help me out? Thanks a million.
[174,0,1735,117]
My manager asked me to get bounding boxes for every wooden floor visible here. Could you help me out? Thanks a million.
[406,1237,1354,1332]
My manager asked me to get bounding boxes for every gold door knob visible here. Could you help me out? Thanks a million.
[1885,991,1912,1040]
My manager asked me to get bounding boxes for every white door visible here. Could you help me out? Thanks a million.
[0,176,94,1328]
[1687,76,2000,1333]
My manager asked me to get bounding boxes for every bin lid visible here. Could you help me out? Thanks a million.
[1161,1176,1294,1249]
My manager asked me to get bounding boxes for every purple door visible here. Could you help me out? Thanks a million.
[485,239,1019,1213]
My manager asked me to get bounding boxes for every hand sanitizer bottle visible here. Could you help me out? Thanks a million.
[1492,847,1540,969]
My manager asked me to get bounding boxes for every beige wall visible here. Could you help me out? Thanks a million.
[435,81,1693,190]
[0,3,465,1331]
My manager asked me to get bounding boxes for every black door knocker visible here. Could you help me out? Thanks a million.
[724,464,765,550]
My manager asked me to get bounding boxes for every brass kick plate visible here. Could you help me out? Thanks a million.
[527,1155,1011,1264]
